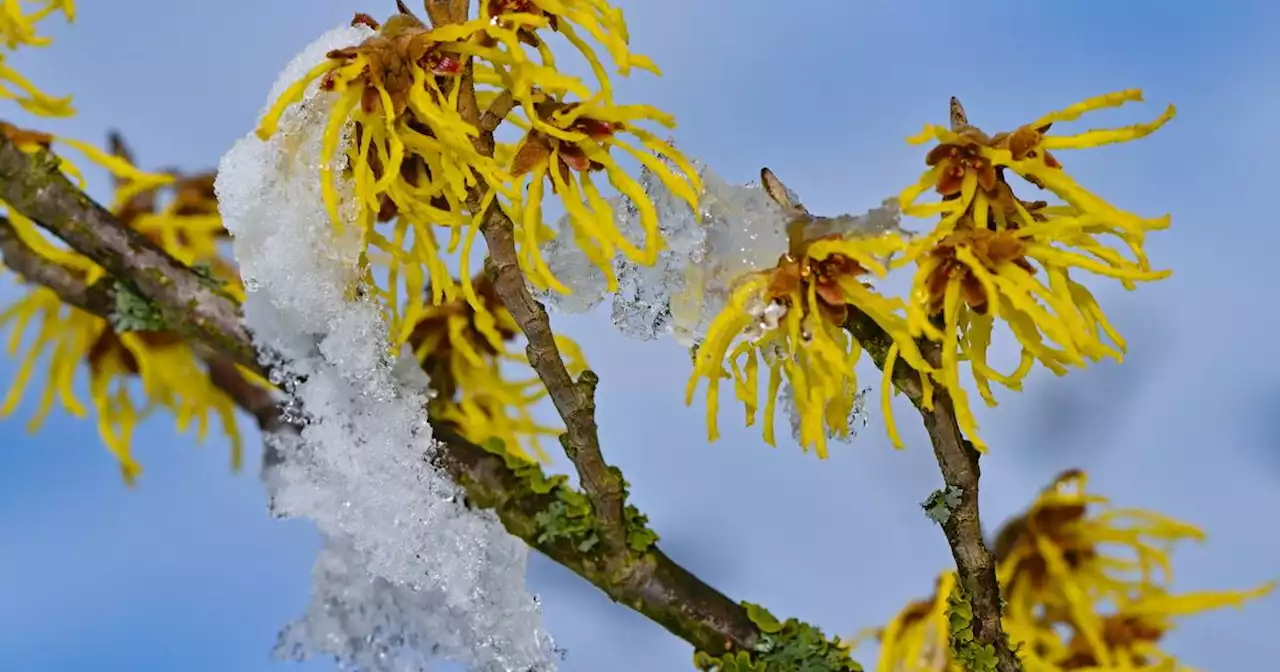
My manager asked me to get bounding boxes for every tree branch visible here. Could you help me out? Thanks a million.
[0,217,113,312]
[845,309,1020,671]
[431,423,761,656]
[0,137,258,370]
[0,214,279,426]
[0,137,767,661]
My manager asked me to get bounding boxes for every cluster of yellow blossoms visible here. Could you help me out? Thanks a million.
[0,127,261,482]
[858,471,1273,671]
[688,92,1175,455]
[257,1,697,346]
[0,5,1271,666]
[406,271,587,461]
[0,1,275,482]
[685,171,923,453]
[252,1,704,464]
[4,1,694,475]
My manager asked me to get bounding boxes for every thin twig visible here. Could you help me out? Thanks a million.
[421,0,457,29]
[0,216,113,313]
[420,3,631,553]
[845,309,1021,672]
[479,205,628,551]
[203,353,292,436]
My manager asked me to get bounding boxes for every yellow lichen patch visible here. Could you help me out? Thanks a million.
[685,228,925,456]
[895,92,1175,451]
[0,135,264,483]
[407,273,586,462]
[254,4,693,354]
[862,471,1274,671]
[0,0,75,117]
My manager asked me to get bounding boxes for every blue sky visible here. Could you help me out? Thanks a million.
[1,1,1278,670]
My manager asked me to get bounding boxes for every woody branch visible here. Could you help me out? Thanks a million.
[0,131,765,660]
[844,311,1020,672]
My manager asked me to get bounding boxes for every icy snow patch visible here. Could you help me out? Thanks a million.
[216,24,556,671]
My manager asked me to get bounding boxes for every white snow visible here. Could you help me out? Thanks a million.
[215,24,557,671]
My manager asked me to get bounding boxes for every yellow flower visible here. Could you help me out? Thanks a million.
[850,571,955,672]
[506,95,699,293]
[482,0,660,97]
[0,132,265,483]
[862,471,1275,671]
[255,5,696,355]
[992,470,1273,670]
[686,169,926,456]
[258,11,511,326]
[0,0,75,117]
[1049,586,1274,671]
[0,0,73,47]
[406,273,587,463]
[896,92,1175,451]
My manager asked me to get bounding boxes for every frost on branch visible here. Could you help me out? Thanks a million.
[533,210,612,315]
[215,25,555,671]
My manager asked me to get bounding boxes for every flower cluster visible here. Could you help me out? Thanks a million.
[0,131,265,483]
[255,1,699,360]
[687,92,1175,455]
[860,471,1274,670]
[687,169,927,455]
[406,272,587,462]
[896,92,1174,450]
[2,2,651,485]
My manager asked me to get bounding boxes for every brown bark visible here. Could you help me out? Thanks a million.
[845,310,1020,671]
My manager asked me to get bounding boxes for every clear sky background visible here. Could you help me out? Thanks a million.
[1,1,1278,670]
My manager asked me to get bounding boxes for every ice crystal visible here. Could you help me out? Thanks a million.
[779,381,871,446]
[587,156,903,347]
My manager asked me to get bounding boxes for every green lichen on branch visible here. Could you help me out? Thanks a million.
[481,439,659,555]
[110,283,166,332]
[947,575,1020,672]
[692,602,862,672]
[433,431,764,656]
[923,485,964,526]
[535,493,599,552]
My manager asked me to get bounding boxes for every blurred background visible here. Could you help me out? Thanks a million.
[1,1,1277,670]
